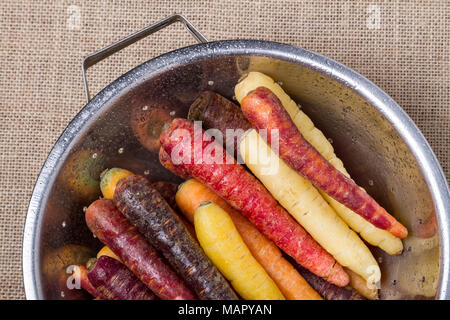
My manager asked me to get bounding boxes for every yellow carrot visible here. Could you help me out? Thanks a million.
[240,129,380,285]
[235,71,403,254]
[194,202,285,300]
[100,168,133,199]
[97,246,121,262]
[176,179,322,300]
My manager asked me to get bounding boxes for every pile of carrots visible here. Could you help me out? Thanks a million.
[75,71,407,300]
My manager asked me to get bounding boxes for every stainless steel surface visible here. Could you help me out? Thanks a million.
[23,18,450,300]
[82,14,208,102]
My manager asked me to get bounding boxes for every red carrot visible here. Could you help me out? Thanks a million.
[160,118,349,287]
[241,87,408,239]
[159,147,191,179]
[87,256,157,300]
[85,199,196,300]
[75,264,107,300]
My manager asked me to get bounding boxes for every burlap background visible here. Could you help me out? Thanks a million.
[0,0,448,299]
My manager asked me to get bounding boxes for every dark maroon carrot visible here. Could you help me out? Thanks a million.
[114,175,238,300]
[85,199,196,300]
[152,180,197,239]
[159,118,349,287]
[151,181,179,209]
[87,256,157,300]
[188,91,252,156]
[286,256,365,300]
[75,264,107,300]
[241,87,408,239]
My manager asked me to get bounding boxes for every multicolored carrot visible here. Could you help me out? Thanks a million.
[85,198,196,300]
[114,175,238,300]
[176,179,322,300]
[240,87,407,239]
[185,93,380,283]
[240,129,380,285]
[100,166,193,239]
[160,118,349,287]
[87,256,157,300]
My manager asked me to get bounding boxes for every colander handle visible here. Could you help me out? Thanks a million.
[81,14,208,103]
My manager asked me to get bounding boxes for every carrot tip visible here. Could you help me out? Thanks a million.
[327,264,350,287]
[391,224,408,239]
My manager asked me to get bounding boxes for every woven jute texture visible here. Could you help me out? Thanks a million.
[1,0,448,299]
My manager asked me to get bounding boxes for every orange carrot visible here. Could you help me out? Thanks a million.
[175,178,322,300]
[241,87,408,239]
